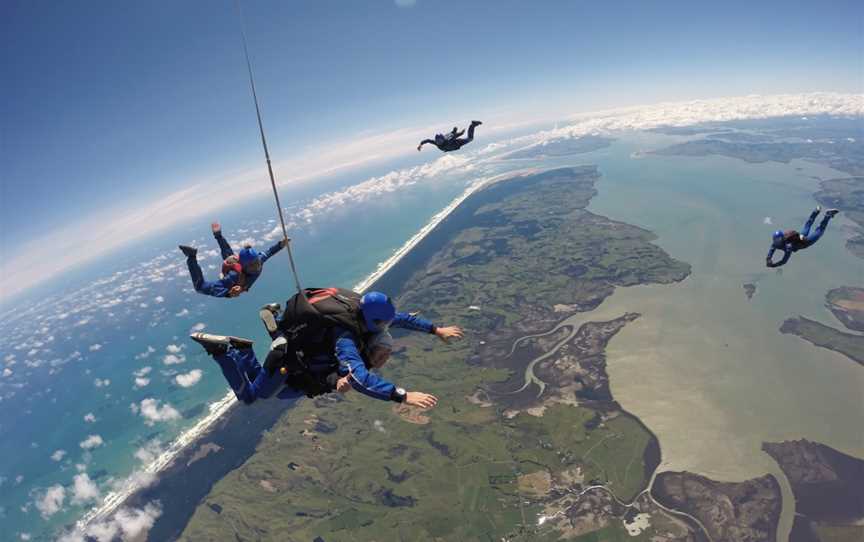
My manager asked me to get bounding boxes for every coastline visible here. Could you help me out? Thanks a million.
[71,167,540,536]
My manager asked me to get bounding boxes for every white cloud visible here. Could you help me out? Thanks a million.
[137,398,181,425]
[154,296,164,303]
[134,439,163,464]
[175,308,190,317]
[373,419,386,433]
[190,322,206,332]
[89,344,102,352]
[2,368,11,377]
[83,413,96,423]
[94,378,111,388]
[51,449,67,462]
[764,216,773,224]
[20,534,31,541]
[135,346,156,360]
[175,369,202,388]
[71,473,100,504]
[134,377,150,388]
[165,344,184,354]
[79,434,104,450]
[133,366,152,377]
[35,484,65,518]
[59,501,162,542]
[162,354,186,365]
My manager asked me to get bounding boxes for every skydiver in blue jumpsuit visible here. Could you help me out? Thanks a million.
[418,121,483,152]
[178,222,286,297]
[766,206,839,268]
[190,291,464,408]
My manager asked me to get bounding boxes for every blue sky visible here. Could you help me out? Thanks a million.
[0,0,861,293]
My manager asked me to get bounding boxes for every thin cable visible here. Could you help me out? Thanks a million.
[235,0,303,295]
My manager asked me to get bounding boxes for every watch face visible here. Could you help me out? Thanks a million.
[396,387,406,396]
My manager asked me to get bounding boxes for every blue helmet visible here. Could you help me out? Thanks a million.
[359,291,396,332]
[238,247,261,266]
[772,230,785,247]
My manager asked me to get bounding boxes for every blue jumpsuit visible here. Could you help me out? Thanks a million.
[184,231,283,297]
[419,122,480,152]
[208,312,437,403]
[767,208,835,268]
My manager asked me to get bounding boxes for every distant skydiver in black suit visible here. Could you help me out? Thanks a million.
[418,120,483,152]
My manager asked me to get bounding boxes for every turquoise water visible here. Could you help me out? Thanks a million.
[0,165,476,540]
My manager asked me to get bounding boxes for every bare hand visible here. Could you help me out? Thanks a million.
[280,237,290,248]
[211,222,221,234]
[405,391,438,409]
[417,145,422,152]
[435,326,464,343]
[228,285,243,297]
[336,376,352,393]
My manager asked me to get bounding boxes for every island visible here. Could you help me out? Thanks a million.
[814,177,864,260]
[744,283,757,300]
[779,316,864,366]
[826,287,864,332]
[651,471,782,542]
[177,166,709,541]
[763,440,864,542]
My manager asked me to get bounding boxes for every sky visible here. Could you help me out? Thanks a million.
[1,0,861,300]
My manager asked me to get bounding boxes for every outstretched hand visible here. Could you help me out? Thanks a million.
[280,237,290,248]
[417,144,422,152]
[211,222,221,234]
[336,376,352,393]
[405,391,438,409]
[435,326,464,343]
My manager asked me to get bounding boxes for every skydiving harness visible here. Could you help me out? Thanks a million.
[263,288,372,397]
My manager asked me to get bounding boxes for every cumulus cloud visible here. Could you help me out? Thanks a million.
[165,344,184,354]
[135,346,156,360]
[175,369,202,388]
[79,434,104,450]
[134,439,163,464]
[133,366,152,377]
[175,308,189,317]
[83,413,96,423]
[764,216,773,224]
[190,322,206,332]
[162,354,186,365]
[154,296,164,303]
[2,368,11,377]
[58,501,162,542]
[71,472,100,504]
[137,398,181,425]
[89,344,102,352]
[94,378,111,388]
[35,484,65,518]
[20,534,31,541]
[51,449,67,462]
[134,377,150,388]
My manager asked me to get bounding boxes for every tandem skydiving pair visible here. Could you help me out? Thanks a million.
[767,206,839,268]
[178,222,286,298]
[190,288,464,408]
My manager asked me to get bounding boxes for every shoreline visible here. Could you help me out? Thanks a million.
[71,167,540,535]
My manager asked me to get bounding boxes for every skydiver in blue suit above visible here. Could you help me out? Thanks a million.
[179,222,286,298]
[418,120,483,152]
[766,206,839,268]
[190,288,464,408]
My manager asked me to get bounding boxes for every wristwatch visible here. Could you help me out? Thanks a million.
[391,387,407,403]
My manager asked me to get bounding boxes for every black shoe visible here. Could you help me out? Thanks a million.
[825,209,839,218]
[179,245,198,259]
[471,120,482,126]
[191,332,253,356]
